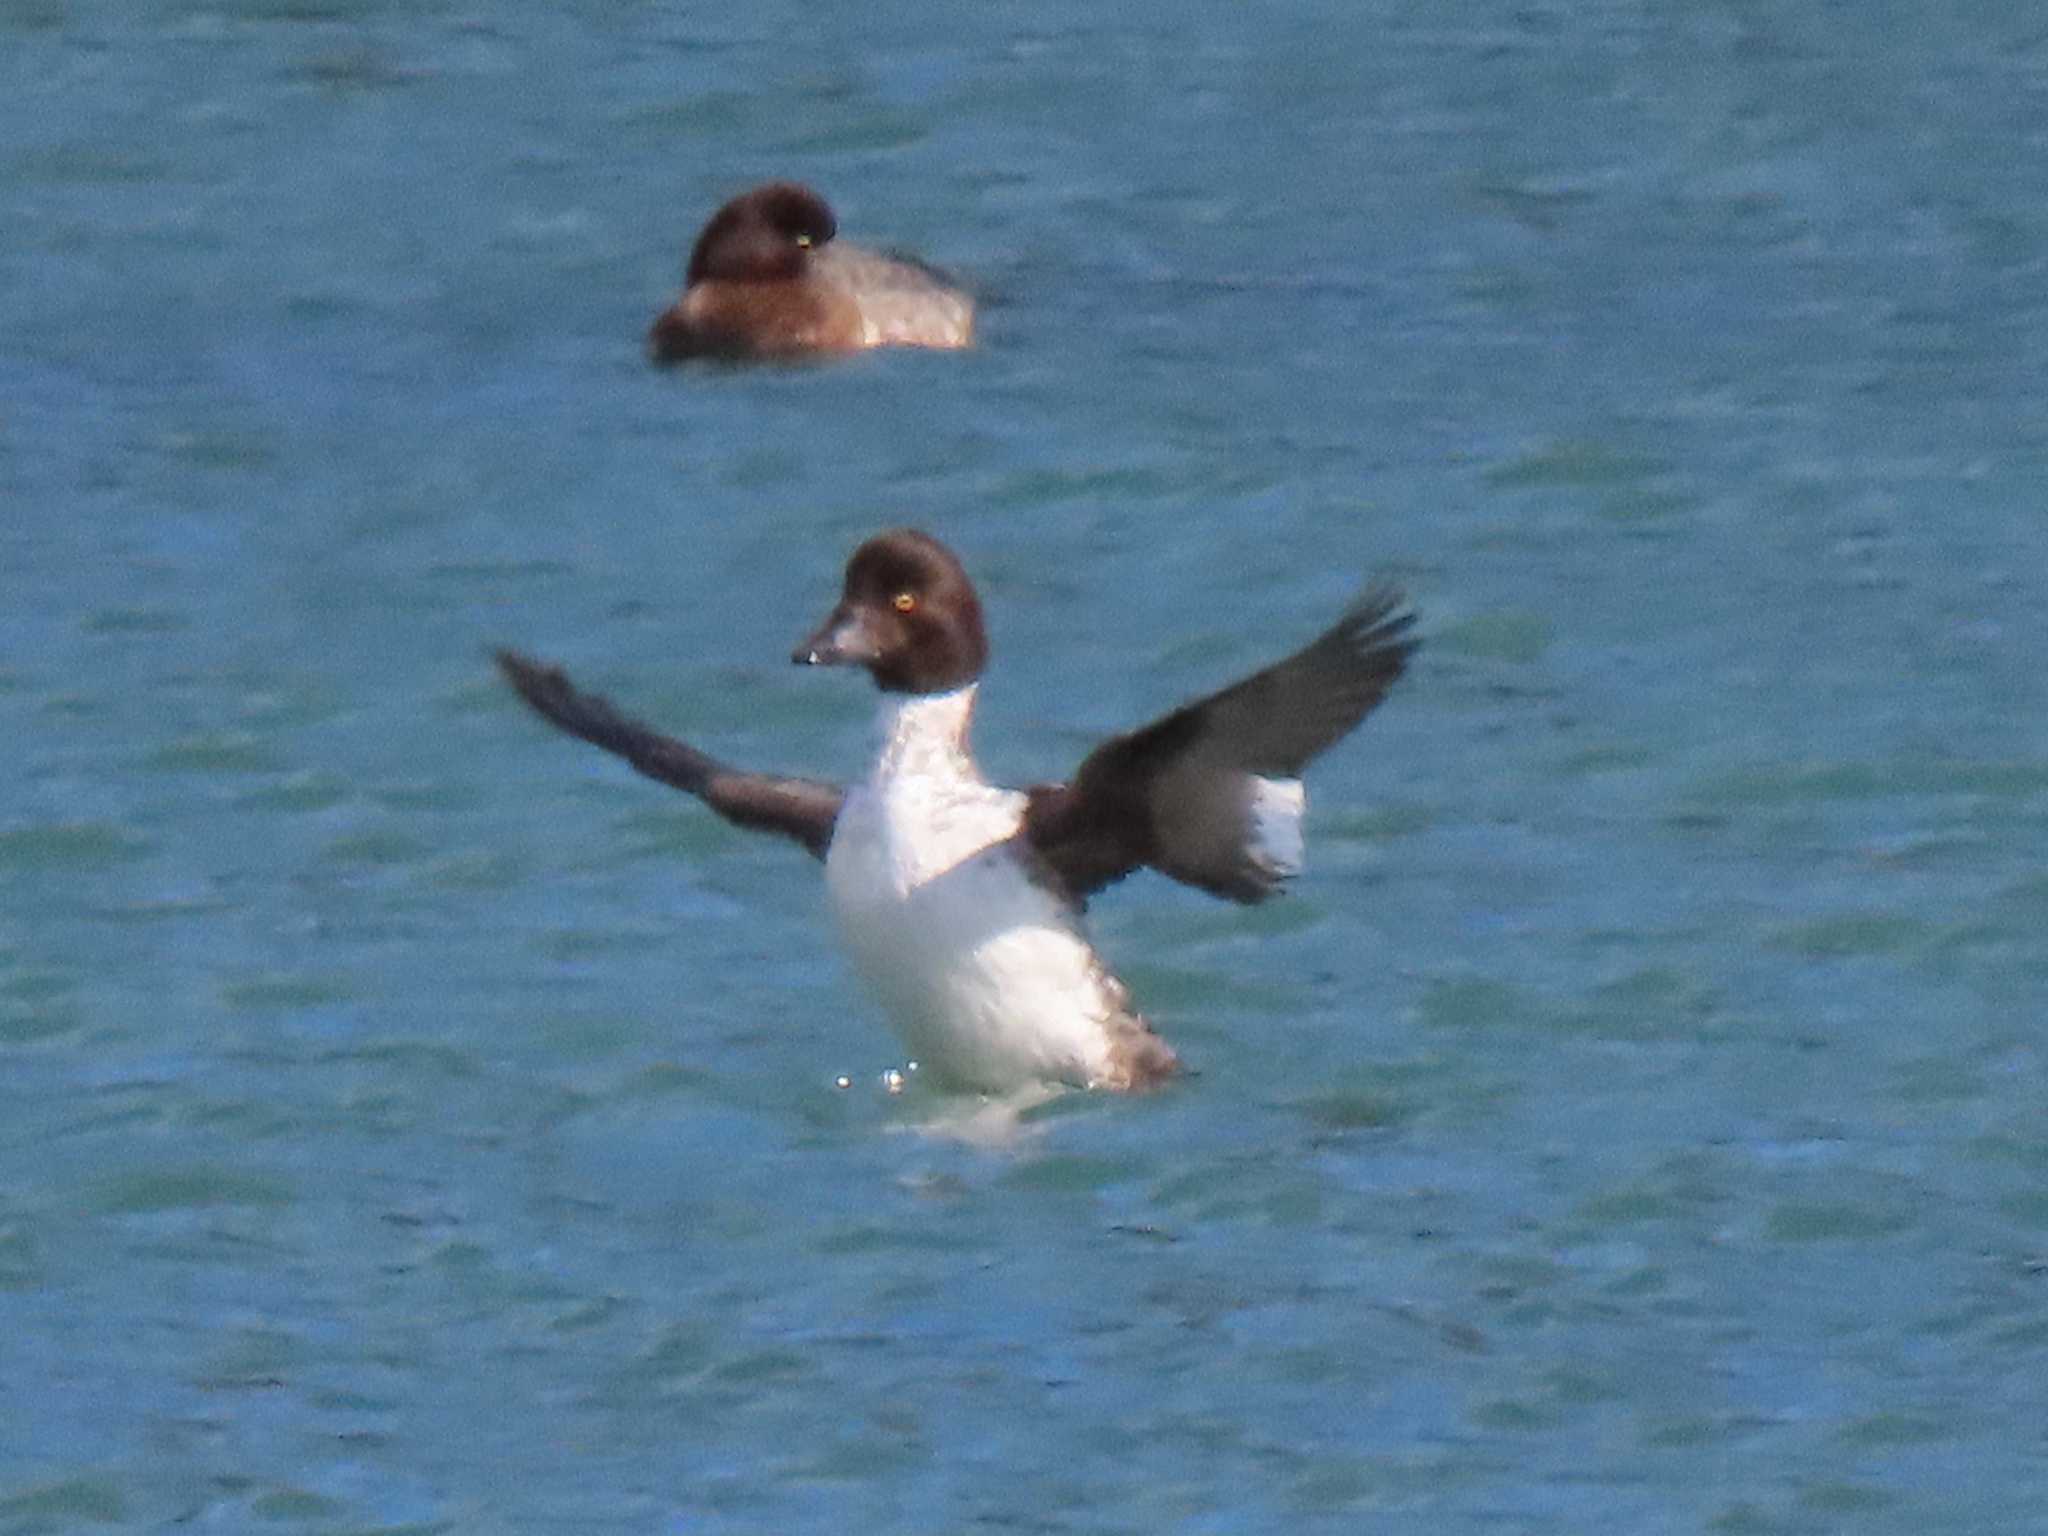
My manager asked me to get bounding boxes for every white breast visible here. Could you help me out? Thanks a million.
[823,688,1131,1093]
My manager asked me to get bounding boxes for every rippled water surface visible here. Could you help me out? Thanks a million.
[6,3,2048,1531]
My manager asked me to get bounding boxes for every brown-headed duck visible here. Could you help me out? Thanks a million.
[498,531,1418,1095]
[647,182,975,363]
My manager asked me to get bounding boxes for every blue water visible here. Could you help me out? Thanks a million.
[6,3,2048,1531]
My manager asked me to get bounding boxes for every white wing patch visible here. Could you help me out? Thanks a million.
[1246,775,1307,882]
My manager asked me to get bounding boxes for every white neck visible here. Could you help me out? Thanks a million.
[869,684,979,784]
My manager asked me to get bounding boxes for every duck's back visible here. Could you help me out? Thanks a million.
[809,243,975,350]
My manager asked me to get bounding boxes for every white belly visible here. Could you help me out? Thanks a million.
[824,783,1124,1093]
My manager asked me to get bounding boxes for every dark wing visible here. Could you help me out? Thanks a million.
[1022,585,1417,904]
[496,650,843,860]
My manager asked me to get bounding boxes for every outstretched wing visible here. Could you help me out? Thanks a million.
[497,650,843,860]
[1022,586,1417,903]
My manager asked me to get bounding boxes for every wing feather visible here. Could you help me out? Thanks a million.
[1023,586,1416,903]
[496,650,843,860]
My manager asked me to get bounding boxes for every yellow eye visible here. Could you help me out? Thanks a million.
[892,591,917,613]
[795,233,813,248]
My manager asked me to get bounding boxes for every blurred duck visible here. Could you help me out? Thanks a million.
[648,182,975,363]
